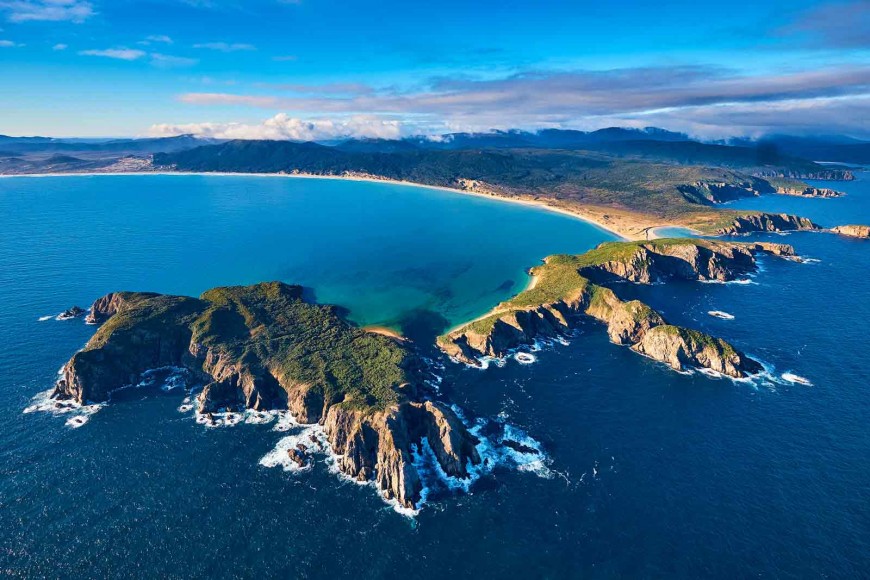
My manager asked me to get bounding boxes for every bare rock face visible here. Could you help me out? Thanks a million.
[831,225,870,239]
[54,282,482,511]
[775,185,842,198]
[84,291,158,324]
[632,325,763,377]
[322,401,481,509]
[716,213,818,235]
[584,241,768,284]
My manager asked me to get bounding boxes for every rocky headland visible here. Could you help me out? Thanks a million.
[53,282,481,510]
[710,213,819,236]
[831,225,870,239]
[438,239,798,378]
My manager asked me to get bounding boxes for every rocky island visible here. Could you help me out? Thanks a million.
[439,239,797,378]
[831,225,870,239]
[53,282,481,510]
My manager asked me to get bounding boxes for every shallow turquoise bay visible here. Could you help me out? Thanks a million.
[0,174,615,337]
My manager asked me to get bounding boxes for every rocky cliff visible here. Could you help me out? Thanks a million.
[754,169,854,181]
[714,213,819,235]
[774,185,841,198]
[54,282,480,510]
[831,225,870,239]
[439,239,794,378]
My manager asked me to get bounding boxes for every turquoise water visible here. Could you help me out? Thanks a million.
[0,175,614,336]
[2,174,870,577]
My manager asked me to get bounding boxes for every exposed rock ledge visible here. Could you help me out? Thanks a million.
[54,282,479,510]
[831,225,870,239]
[714,213,819,236]
[775,185,842,198]
[438,239,797,378]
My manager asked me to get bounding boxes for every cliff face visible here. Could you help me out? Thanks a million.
[831,225,870,239]
[632,326,762,376]
[439,240,793,379]
[323,401,481,508]
[716,213,818,235]
[54,282,479,510]
[582,240,793,284]
[775,185,841,198]
[754,169,854,181]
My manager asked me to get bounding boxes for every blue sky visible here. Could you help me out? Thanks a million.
[0,0,868,139]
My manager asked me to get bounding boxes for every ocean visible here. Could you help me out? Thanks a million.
[1,173,868,578]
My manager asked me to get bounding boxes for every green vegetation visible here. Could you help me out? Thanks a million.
[654,325,738,357]
[154,142,830,227]
[439,237,756,346]
[87,282,414,412]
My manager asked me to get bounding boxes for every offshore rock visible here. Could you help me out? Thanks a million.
[831,225,870,239]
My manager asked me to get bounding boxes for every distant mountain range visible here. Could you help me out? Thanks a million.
[0,127,866,178]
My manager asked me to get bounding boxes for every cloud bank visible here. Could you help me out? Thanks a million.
[171,64,870,139]
[0,0,93,23]
[148,113,404,141]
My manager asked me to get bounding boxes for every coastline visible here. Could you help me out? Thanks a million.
[361,325,406,340]
[0,170,637,241]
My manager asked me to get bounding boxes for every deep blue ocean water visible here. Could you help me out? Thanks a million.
[1,173,868,578]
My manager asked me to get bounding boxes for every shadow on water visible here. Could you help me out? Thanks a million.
[299,285,319,304]
[496,279,515,292]
[300,285,353,319]
[389,308,451,346]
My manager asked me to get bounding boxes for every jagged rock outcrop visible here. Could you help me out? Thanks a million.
[53,282,479,510]
[831,225,870,239]
[439,239,794,378]
[323,401,481,508]
[581,239,795,284]
[632,326,762,376]
[754,169,854,181]
[84,291,151,324]
[678,180,765,204]
[716,213,818,235]
[775,185,841,198]
[57,306,85,320]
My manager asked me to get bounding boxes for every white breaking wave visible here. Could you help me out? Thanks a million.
[23,388,105,428]
[708,310,735,320]
[38,315,53,321]
[781,372,813,386]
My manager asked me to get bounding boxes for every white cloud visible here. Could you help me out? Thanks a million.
[0,38,20,46]
[150,53,198,67]
[146,34,172,44]
[148,113,404,141]
[52,42,67,50]
[0,0,94,23]
[193,42,255,52]
[175,64,870,139]
[79,47,146,60]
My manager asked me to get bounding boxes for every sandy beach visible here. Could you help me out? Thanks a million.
[0,170,649,240]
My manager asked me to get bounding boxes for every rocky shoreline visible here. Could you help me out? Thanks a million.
[52,282,486,510]
[438,239,798,378]
[831,225,870,239]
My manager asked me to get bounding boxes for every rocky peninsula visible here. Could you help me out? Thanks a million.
[54,282,481,510]
[439,239,798,378]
